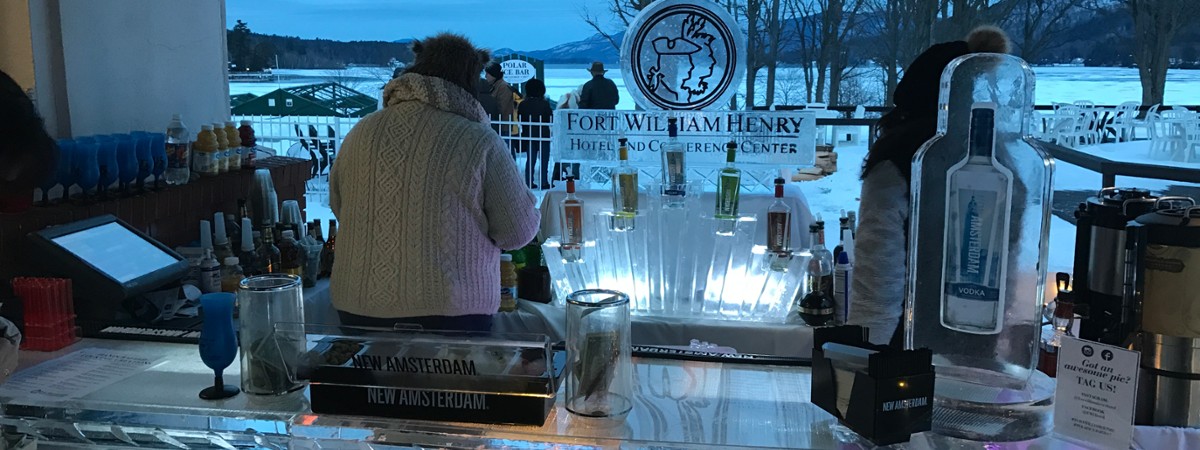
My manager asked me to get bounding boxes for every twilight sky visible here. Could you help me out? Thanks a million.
[226,0,605,50]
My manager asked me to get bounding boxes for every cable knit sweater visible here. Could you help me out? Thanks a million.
[329,73,540,318]
[848,160,910,345]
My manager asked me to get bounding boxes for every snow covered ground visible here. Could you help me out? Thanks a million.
[232,65,1200,110]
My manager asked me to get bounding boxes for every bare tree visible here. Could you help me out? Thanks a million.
[1014,0,1088,63]
[866,0,939,105]
[580,0,655,51]
[937,0,1018,42]
[1124,0,1199,106]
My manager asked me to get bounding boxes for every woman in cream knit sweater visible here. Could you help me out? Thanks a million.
[329,33,540,331]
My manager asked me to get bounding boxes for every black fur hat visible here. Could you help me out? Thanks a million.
[404,33,491,95]
[893,25,1011,118]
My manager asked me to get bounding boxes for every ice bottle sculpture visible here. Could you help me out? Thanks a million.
[905,53,1055,441]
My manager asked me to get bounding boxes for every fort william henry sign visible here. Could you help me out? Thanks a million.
[554,0,815,168]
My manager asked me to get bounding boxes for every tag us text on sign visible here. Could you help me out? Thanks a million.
[552,110,817,168]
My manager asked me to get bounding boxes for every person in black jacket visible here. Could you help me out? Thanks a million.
[1,69,56,213]
[518,78,553,189]
[578,62,619,110]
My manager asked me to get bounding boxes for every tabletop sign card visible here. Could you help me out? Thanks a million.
[553,109,817,168]
[1053,336,1140,450]
[303,336,563,426]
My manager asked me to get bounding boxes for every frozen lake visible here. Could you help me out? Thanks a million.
[233,65,1200,110]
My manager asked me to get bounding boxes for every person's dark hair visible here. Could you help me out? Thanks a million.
[525,78,546,98]
[402,33,491,95]
[861,26,1010,181]
[0,70,57,194]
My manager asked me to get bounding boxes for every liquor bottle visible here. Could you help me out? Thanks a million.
[767,177,791,254]
[320,219,337,277]
[611,137,638,219]
[239,217,260,276]
[277,230,305,277]
[238,198,250,224]
[661,117,686,206]
[798,238,836,326]
[165,114,191,185]
[1038,285,1075,377]
[220,257,244,293]
[310,219,326,246]
[715,140,741,219]
[256,229,282,274]
[941,103,1014,335]
[560,178,584,250]
[813,219,834,300]
[213,212,234,262]
[199,248,221,294]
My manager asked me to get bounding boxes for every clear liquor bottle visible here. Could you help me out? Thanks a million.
[813,219,835,300]
[798,228,835,326]
[661,117,686,206]
[767,177,791,254]
[611,137,638,219]
[715,141,741,219]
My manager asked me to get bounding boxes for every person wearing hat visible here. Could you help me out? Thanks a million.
[848,26,1010,346]
[485,62,515,121]
[578,61,619,110]
[330,33,539,331]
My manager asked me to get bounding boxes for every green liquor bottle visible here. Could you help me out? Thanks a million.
[611,137,638,219]
[715,141,741,219]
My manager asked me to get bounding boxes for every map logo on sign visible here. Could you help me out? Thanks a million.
[621,0,746,111]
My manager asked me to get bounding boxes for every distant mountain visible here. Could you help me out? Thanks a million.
[524,32,624,64]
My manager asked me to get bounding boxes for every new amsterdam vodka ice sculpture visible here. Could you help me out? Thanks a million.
[941,104,1013,334]
[611,137,638,230]
[715,141,741,220]
[661,117,686,207]
[906,53,1055,442]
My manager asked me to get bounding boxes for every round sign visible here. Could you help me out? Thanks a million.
[620,0,746,111]
[500,59,537,84]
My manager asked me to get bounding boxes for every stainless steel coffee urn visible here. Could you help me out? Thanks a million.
[1072,188,1158,345]
[1126,200,1200,427]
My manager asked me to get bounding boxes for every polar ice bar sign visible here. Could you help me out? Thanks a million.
[554,110,816,167]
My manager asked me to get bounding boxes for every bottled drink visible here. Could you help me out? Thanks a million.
[238,120,257,169]
[500,254,517,313]
[798,226,835,326]
[320,219,337,277]
[239,217,260,276]
[766,177,791,254]
[256,229,281,274]
[193,125,219,177]
[277,230,305,277]
[310,219,325,245]
[560,178,584,250]
[942,104,1014,335]
[213,212,234,262]
[661,117,686,206]
[220,257,244,293]
[813,219,834,300]
[611,137,638,219]
[199,249,222,294]
[715,141,741,219]
[211,122,229,173]
[225,211,241,248]
[833,251,852,324]
[165,114,191,185]
[225,121,242,171]
[238,198,251,226]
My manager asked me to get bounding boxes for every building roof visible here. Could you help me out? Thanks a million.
[230,82,378,117]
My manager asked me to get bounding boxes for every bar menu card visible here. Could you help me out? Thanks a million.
[1053,336,1139,450]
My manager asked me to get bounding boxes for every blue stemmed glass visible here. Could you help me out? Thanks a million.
[115,135,138,195]
[131,132,152,192]
[199,292,240,400]
[150,133,167,189]
[74,141,100,201]
[95,136,119,198]
[55,139,75,202]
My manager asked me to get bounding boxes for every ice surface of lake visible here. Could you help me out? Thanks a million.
[233,65,1200,110]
